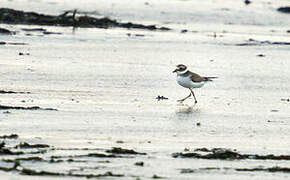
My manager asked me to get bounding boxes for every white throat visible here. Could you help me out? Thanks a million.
[177,69,188,75]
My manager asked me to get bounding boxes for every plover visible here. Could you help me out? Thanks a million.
[173,64,217,104]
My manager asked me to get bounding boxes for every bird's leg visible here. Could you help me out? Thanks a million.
[177,92,191,102]
[189,89,197,104]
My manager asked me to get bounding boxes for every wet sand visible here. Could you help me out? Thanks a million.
[1,0,290,179]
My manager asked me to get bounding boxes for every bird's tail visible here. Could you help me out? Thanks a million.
[204,77,218,81]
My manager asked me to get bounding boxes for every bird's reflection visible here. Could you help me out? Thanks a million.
[175,103,201,114]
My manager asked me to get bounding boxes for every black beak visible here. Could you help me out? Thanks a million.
[173,69,178,73]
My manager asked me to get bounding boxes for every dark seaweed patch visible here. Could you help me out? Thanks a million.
[0,134,18,139]
[51,147,102,151]
[0,148,23,155]
[0,42,28,45]
[86,153,122,158]
[0,142,5,148]
[3,134,290,179]
[0,28,13,34]
[0,141,23,155]
[21,28,46,32]
[0,163,124,178]
[180,166,290,174]
[135,161,144,166]
[257,54,265,57]
[0,90,30,94]
[277,7,290,13]
[236,39,290,46]
[20,168,64,176]
[15,142,50,149]
[173,148,290,160]
[180,169,195,173]
[19,52,30,56]
[0,105,57,111]
[173,149,242,160]
[3,157,44,162]
[42,31,62,35]
[20,168,124,178]
[0,166,15,172]
[106,147,146,155]
[0,136,129,178]
[281,98,290,102]
[236,167,290,173]
[152,174,164,179]
[0,8,171,31]
[50,152,122,159]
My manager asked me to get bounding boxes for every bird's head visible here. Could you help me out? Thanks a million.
[173,64,188,75]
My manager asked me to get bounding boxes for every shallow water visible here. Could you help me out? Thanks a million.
[1,0,290,179]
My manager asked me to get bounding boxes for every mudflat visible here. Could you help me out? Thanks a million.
[0,0,290,179]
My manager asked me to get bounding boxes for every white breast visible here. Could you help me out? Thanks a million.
[176,75,205,89]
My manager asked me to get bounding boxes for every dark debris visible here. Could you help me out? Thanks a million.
[15,142,50,149]
[106,147,146,155]
[0,134,18,139]
[277,7,290,13]
[0,105,57,111]
[0,8,171,31]
[236,39,290,46]
[281,98,290,102]
[0,90,30,94]
[180,166,290,174]
[173,148,290,160]
[0,27,14,34]
[156,96,169,101]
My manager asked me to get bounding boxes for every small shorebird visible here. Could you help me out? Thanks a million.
[173,64,217,104]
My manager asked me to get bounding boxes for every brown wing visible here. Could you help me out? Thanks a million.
[187,71,206,82]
